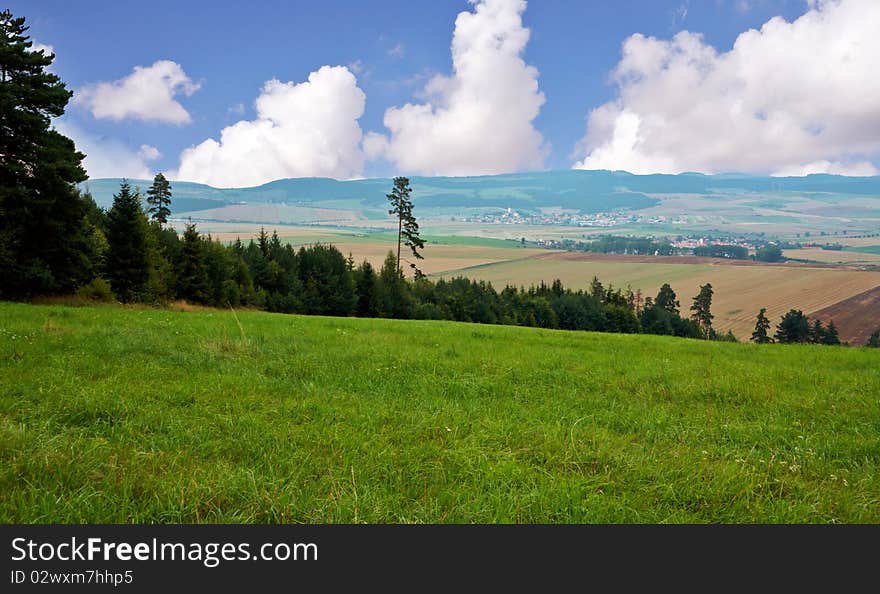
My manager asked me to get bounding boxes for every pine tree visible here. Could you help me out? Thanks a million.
[387,176,425,277]
[690,283,714,338]
[867,329,880,348]
[751,308,772,343]
[0,9,90,297]
[775,309,810,344]
[105,181,150,302]
[145,173,172,226]
[655,283,680,315]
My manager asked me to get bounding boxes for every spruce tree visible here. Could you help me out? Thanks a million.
[378,250,412,319]
[867,329,880,348]
[354,260,379,317]
[146,173,172,227]
[751,308,772,343]
[822,320,840,346]
[105,181,150,302]
[589,276,604,302]
[809,319,825,344]
[178,223,211,304]
[0,9,90,297]
[258,227,270,259]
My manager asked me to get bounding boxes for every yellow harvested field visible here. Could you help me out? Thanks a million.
[327,242,549,276]
[829,236,880,247]
[437,254,880,340]
[785,248,880,264]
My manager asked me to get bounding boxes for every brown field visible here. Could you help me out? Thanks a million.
[811,287,880,346]
[437,252,880,343]
[784,248,880,265]
[543,251,873,269]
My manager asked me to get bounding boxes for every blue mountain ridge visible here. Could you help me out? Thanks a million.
[79,169,880,215]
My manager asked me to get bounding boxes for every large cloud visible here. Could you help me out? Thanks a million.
[370,0,547,176]
[573,0,880,176]
[75,60,200,124]
[54,121,157,179]
[175,66,366,187]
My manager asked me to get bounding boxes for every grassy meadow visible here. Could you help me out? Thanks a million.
[1,302,878,523]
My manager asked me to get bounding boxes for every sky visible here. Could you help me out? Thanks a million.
[12,0,880,186]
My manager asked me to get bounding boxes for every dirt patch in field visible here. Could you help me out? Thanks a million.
[538,251,870,270]
[810,286,880,346]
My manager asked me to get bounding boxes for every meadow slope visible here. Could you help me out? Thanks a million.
[1,303,878,523]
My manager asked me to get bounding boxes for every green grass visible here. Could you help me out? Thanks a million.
[1,302,878,523]
[849,245,880,255]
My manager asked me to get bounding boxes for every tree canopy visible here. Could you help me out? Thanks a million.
[0,9,89,297]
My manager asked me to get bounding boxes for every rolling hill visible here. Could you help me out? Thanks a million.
[2,302,878,523]
[80,170,880,232]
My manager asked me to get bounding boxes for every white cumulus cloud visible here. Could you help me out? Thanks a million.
[573,0,880,176]
[29,41,54,55]
[74,60,200,124]
[55,121,154,180]
[138,145,162,161]
[175,65,366,187]
[369,0,547,176]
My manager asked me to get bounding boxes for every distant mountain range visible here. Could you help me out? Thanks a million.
[80,170,880,217]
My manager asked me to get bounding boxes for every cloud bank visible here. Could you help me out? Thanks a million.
[573,0,880,176]
[369,0,547,176]
[75,60,200,124]
[175,66,366,187]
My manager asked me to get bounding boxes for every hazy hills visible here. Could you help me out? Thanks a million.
[81,170,880,216]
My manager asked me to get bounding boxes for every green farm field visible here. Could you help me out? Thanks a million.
[1,302,878,523]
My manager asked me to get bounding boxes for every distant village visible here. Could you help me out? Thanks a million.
[461,207,679,228]
[461,208,761,251]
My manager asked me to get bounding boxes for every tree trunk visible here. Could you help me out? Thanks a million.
[396,213,402,274]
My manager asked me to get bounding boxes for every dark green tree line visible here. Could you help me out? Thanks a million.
[0,9,91,297]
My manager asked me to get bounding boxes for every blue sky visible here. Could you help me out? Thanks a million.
[12,0,879,185]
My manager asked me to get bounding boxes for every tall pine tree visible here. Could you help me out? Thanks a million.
[387,176,425,277]
[105,181,150,302]
[690,283,714,338]
[0,9,90,297]
[146,173,172,226]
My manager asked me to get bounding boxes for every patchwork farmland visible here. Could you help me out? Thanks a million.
[436,252,880,344]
